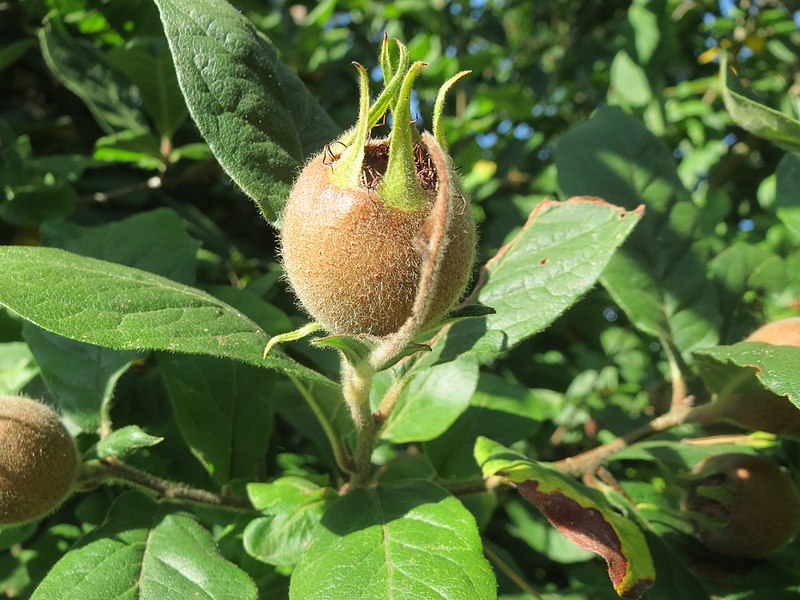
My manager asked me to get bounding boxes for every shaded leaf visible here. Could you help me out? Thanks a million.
[39,17,147,134]
[158,353,275,483]
[0,342,38,395]
[557,106,720,358]
[776,152,800,239]
[0,39,35,74]
[154,0,338,225]
[244,476,337,568]
[475,437,655,599]
[31,492,257,600]
[290,479,496,600]
[0,246,333,386]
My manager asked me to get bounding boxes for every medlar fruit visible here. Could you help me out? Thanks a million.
[280,41,475,336]
[0,394,78,524]
[684,453,800,558]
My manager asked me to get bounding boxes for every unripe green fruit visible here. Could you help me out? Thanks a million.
[684,453,800,558]
[0,395,78,524]
[280,143,475,336]
[714,317,800,437]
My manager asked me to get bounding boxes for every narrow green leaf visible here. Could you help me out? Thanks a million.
[107,37,189,137]
[93,129,165,170]
[244,476,337,568]
[776,152,800,238]
[381,352,479,443]
[442,196,642,361]
[153,0,338,224]
[721,55,800,153]
[0,246,334,386]
[158,353,275,483]
[557,106,720,358]
[38,17,147,134]
[0,39,35,74]
[32,492,258,600]
[94,425,164,459]
[695,341,800,408]
[475,437,655,599]
[290,480,496,600]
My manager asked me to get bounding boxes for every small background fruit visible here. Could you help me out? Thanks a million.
[683,453,800,558]
[0,395,78,524]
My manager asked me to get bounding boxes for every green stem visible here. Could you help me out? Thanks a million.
[342,359,377,487]
[288,374,354,475]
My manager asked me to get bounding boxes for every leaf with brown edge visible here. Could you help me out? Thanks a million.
[474,436,655,598]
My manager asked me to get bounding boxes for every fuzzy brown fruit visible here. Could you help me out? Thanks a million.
[714,317,800,437]
[0,395,78,524]
[280,143,475,336]
[684,453,800,558]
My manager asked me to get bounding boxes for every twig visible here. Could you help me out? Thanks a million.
[77,461,255,512]
[554,397,710,476]
[443,476,506,496]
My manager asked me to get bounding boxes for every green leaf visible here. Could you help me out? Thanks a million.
[0,39,35,74]
[94,425,164,459]
[610,50,651,107]
[290,480,496,600]
[153,0,338,225]
[107,37,189,137]
[244,476,337,568]
[380,352,479,443]
[158,353,274,483]
[41,207,201,285]
[442,197,642,361]
[31,492,258,600]
[0,342,38,395]
[721,55,800,153]
[93,129,165,170]
[776,152,800,238]
[425,373,554,480]
[557,106,720,358]
[0,246,333,386]
[2,181,77,227]
[475,437,655,599]
[39,17,147,134]
[22,324,140,431]
[695,341,800,408]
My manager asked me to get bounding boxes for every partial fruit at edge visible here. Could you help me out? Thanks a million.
[0,395,78,524]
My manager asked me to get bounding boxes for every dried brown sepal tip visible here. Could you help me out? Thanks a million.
[684,453,800,558]
[0,395,78,524]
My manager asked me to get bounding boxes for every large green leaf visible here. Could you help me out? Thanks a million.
[695,341,800,408]
[244,476,337,568]
[290,479,496,600]
[557,106,720,358]
[158,353,275,483]
[720,55,800,154]
[441,196,642,361]
[39,17,147,134]
[0,246,332,386]
[153,0,338,225]
[475,437,655,599]
[31,492,257,600]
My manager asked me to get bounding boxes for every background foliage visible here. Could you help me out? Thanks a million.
[1,0,800,598]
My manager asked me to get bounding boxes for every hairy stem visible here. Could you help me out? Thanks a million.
[342,360,377,487]
[77,461,255,512]
[554,398,711,476]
